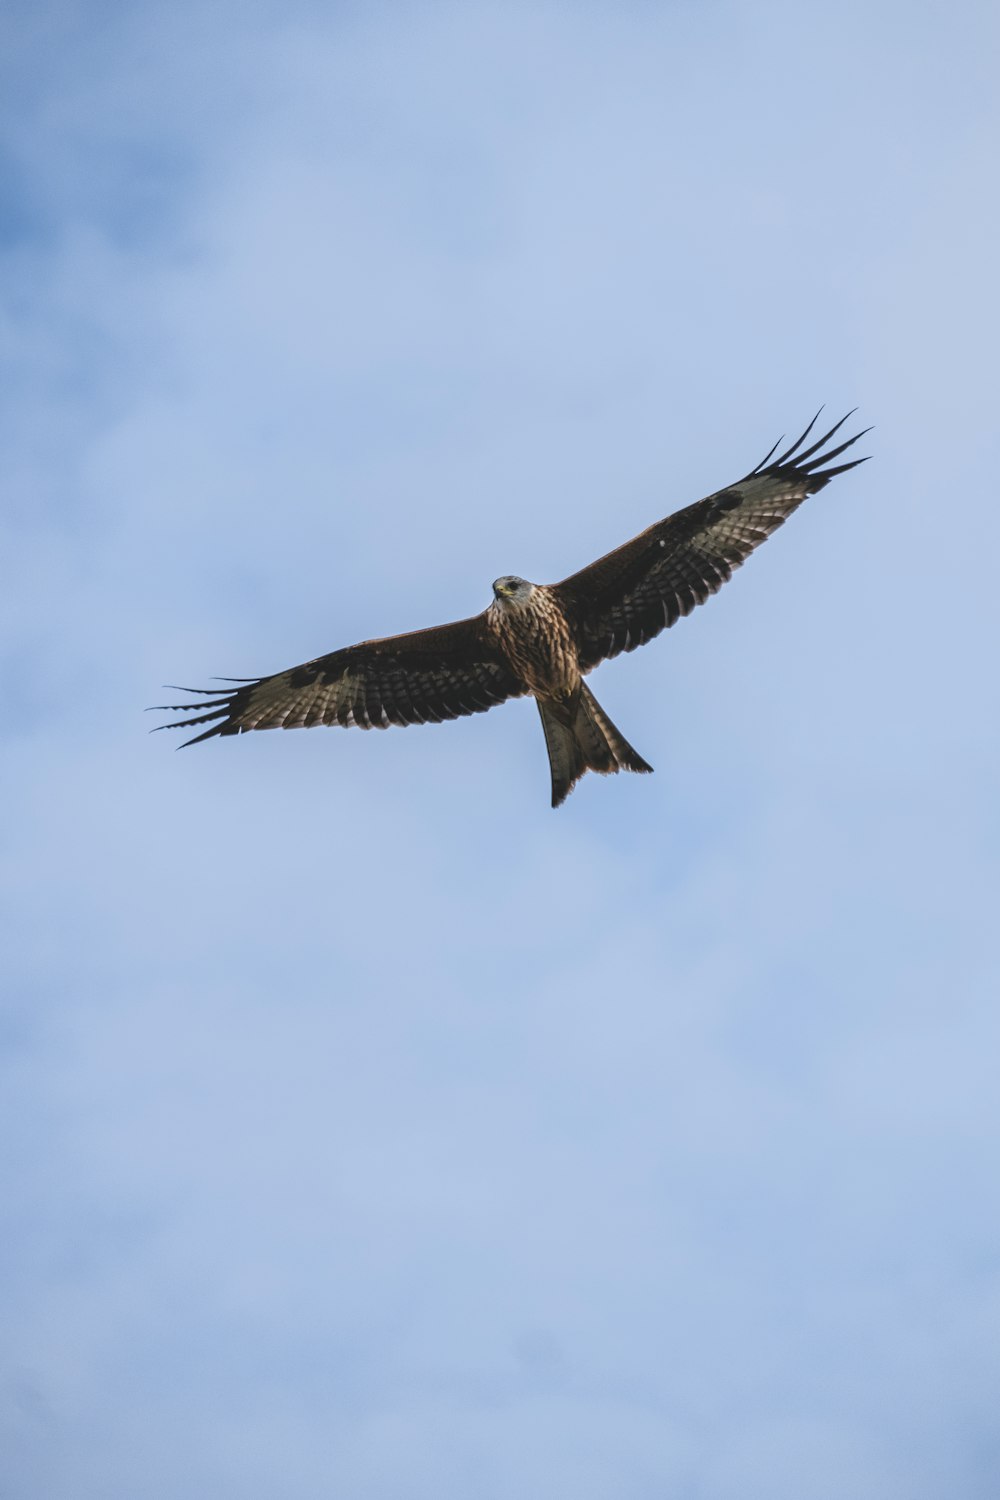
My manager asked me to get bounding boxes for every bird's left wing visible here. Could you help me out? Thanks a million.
[551,411,870,673]
[154,612,525,747]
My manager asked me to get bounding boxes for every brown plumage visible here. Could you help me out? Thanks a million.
[155,410,869,806]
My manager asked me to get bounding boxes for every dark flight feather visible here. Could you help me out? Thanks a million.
[153,616,525,747]
[552,411,870,671]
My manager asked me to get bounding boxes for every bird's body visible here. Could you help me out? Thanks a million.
[486,577,652,804]
[156,411,869,806]
[487,580,577,698]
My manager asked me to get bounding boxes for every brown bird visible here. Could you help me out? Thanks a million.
[156,410,869,806]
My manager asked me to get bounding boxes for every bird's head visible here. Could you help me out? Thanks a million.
[492,575,534,607]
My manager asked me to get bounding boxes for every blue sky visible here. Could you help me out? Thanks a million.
[2,2,999,1495]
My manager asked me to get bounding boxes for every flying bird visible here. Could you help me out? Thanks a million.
[156,410,869,806]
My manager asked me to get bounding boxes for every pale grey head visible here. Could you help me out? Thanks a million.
[492,575,535,607]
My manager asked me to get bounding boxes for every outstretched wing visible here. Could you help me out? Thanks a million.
[154,613,525,747]
[552,411,870,672]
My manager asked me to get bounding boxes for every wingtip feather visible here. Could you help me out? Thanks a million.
[753,409,871,484]
[774,407,824,466]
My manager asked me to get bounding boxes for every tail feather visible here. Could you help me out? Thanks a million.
[537,684,652,808]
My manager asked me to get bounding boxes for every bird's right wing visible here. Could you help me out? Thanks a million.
[153,613,525,746]
[552,411,869,672]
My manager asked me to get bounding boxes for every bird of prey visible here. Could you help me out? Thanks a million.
[156,411,868,807]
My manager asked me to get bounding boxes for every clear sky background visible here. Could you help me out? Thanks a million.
[2,2,999,1496]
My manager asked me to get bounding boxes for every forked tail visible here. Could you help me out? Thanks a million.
[537,684,653,808]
